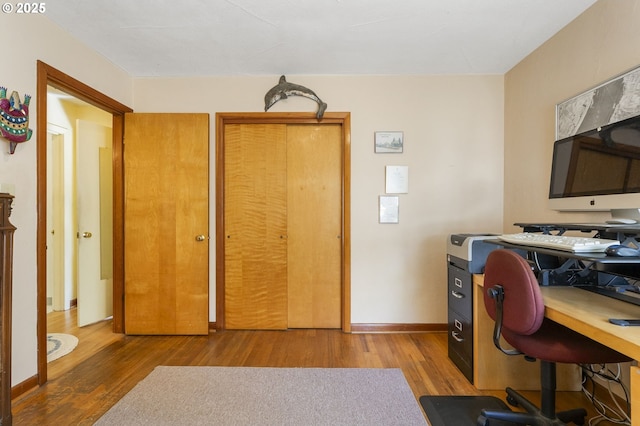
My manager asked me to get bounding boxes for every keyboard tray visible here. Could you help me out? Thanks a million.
[486,239,640,263]
[577,285,640,307]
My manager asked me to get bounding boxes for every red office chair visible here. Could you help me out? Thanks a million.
[479,249,631,426]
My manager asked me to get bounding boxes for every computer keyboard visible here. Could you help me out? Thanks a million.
[497,233,620,253]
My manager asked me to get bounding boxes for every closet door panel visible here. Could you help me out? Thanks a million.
[224,124,288,329]
[287,124,342,328]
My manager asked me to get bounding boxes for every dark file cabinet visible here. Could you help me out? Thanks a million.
[446,233,499,384]
[447,263,473,382]
[448,264,473,318]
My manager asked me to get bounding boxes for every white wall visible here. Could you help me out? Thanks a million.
[1,14,133,385]
[133,75,505,324]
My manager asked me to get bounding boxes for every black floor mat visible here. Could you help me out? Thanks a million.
[419,395,513,426]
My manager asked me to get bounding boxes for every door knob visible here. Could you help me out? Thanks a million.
[82,231,92,238]
[195,235,207,242]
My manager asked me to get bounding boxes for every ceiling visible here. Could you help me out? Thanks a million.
[45,0,597,77]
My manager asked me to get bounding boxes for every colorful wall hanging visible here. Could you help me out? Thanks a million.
[0,87,32,154]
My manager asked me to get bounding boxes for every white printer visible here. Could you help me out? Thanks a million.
[447,233,500,274]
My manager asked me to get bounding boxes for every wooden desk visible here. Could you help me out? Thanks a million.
[473,275,580,392]
[540,286,640,359]
[474,274,640,426]
[542,286,640,426]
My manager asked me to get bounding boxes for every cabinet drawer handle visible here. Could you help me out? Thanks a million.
[451,290,464,299]
[451,331,464,343]
[454,319,463,331]
[455,277,463,288]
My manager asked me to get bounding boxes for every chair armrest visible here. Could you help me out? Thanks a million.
[488,285,522,356]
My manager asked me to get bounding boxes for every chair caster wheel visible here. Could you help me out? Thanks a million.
[506,394,519,407]
[476,415,489,426]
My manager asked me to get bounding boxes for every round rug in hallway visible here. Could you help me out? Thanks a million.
[47,333,79,363]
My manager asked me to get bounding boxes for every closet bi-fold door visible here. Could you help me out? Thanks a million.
[223,122,342,330]
[286,124,341,329]
[224,124,289,329]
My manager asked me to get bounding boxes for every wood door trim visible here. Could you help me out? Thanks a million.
[36,61,132,385]
[215,112,351,332]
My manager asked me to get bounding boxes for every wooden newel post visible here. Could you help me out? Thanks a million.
[0,193,16,425]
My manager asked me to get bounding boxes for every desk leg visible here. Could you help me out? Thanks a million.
[632,365,639,426]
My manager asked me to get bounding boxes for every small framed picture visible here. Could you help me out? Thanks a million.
[374,131,403,153]
[379,195,399,224]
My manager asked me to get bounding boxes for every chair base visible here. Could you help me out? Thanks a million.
[478,387,586,426]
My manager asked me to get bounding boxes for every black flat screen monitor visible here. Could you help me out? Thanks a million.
[548,114,640,219]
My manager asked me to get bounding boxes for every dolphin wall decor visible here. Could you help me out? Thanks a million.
[264,75,328,120]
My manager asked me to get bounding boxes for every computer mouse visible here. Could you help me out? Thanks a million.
[606,218,638,224]
[605,244,640,257]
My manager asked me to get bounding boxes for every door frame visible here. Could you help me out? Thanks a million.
[215,112,352,332]
[36,61,132,384]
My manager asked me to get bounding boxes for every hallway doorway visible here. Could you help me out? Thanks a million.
[36,61,132,384]
[46,89,114,327]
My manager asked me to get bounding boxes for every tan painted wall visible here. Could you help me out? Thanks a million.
[4,0,639,389]
[504,0,640,230]
[504,2,640,395]
[133,74,505,324]
[0,14,133,385]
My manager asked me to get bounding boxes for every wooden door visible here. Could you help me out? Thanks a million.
[287,124,342,328]
[76,120,113,327]
[46,131,65,311]
[124,113,209,335]
[224,124,288,329]
[221,119,344,330]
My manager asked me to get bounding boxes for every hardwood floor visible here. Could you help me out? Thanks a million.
[11,309,624,425]
[44,308,123,382]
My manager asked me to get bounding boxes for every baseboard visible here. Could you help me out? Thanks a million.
[209,322,446,333]
[350,323,447,333]
[12,374,38,400]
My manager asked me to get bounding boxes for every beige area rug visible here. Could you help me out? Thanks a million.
[47,333,79,363]
[95,366,428,425]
